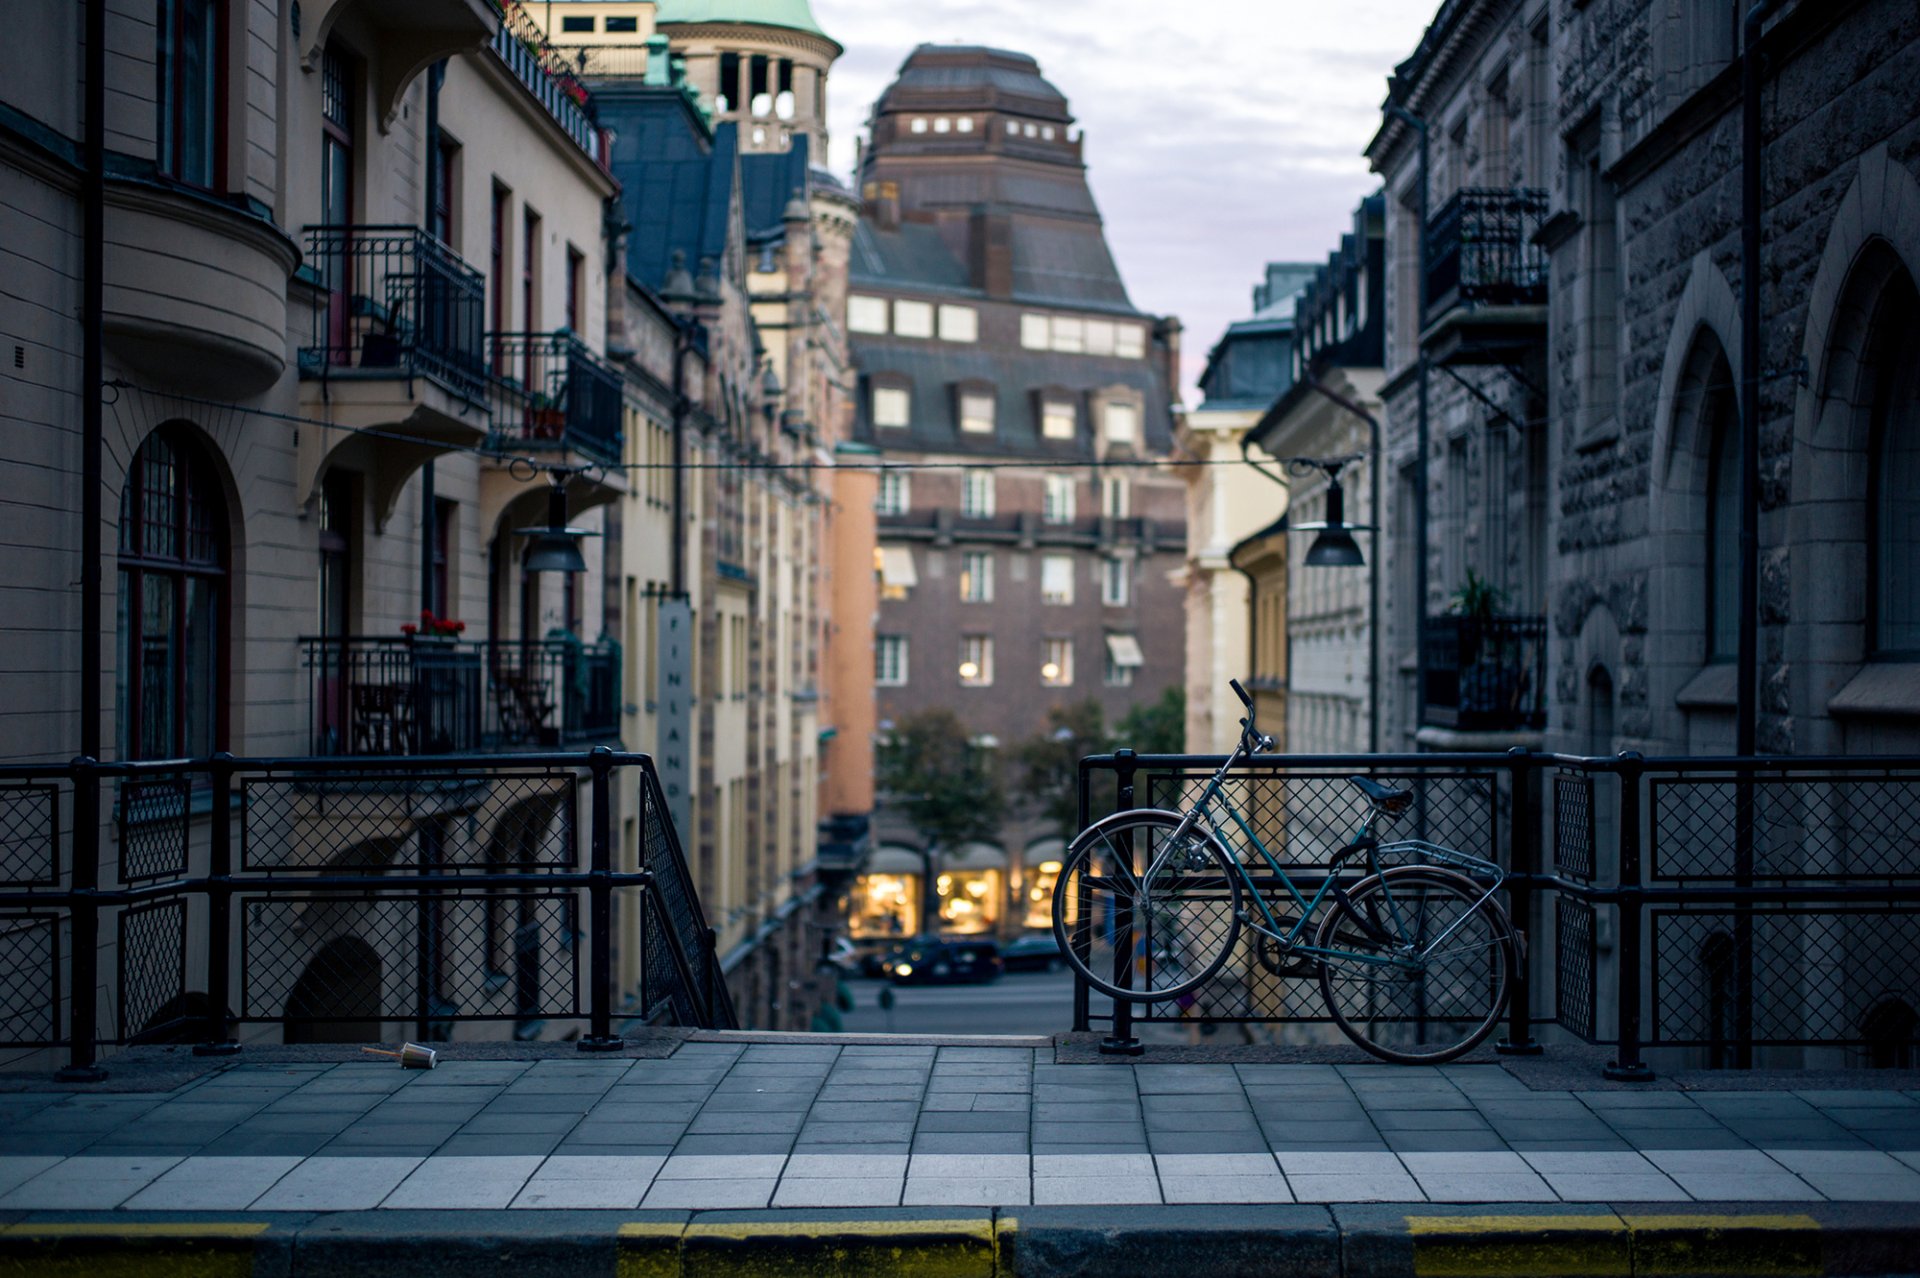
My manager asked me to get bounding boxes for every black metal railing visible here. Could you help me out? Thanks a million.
[490,17,599,160]
[1424,613,1548,732]
[302,636,621,756]
[1071,749,1920,1076]
[299,226,487,397]
[1424,188,1549,319]
[486,332,624,463]
[0,750,735,1076]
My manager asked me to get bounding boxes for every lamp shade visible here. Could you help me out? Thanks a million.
[1304,527,1366,567]
[515,482,597,573]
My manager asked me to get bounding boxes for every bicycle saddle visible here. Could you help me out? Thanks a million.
[1349,775,1414,815]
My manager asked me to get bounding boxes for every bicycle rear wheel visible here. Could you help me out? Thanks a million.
[1053,810,1241,1003]
[1314,866,1513,1064]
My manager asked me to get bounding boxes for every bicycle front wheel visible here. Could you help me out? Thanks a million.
[1053,810,1241,1003]
[1315,866,1513,1064]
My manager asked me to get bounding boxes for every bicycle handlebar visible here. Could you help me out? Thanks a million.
[1229,678,1252,708]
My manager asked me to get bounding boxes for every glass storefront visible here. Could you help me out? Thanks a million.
[848,871,919,939]
[1022,859,1063,929]
[934,868,1001,934]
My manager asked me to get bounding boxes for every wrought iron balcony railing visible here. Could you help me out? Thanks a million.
[303,635,621,756]
[489,13,600,161]
[486,331,625,464]
[298,226,488,397]
[1423,612,1548,732]
[1424,188,1550,320]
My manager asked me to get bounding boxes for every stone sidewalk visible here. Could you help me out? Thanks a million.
[3,1039,1919,1210]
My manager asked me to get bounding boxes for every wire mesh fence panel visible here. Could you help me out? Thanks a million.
[118,775,191,883]
[0,915,59,1046]
[239,769,577,872]
[638,769,732,1027]
[116,898,187,1042]
[0,784,59,888]
[1555,770,1597,881]
[1648,772,1920,882]
[239,892,581,1028]
[1556,897,1599,1042]
[1649,906,1920,1048]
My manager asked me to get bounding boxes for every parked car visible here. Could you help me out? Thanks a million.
[822,936,861,976]
[885,936,1003,985]
[999,932,1066,973]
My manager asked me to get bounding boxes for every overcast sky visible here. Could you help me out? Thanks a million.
[811,0,1438,401]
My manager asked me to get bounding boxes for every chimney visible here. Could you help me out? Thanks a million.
[970,208,1012,298]
[862,180,900,230]
[1156,316,1183,403]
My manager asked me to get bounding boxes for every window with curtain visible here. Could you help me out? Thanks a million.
[157,0,223,187]
[959,552,993,603]
[961,469,994,518]
[1042,474,1075,523]
[117,428,227,761]
[1040,554,1074,605]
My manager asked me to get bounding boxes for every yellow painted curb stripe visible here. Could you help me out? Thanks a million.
[1622,1213,1820,1231]
[1410,1214,1623,1235]
[681,1218,992,1241]
[1410,1213,1630,1278]
[1625,1213,1821,1278]
[0,1222,269,1239]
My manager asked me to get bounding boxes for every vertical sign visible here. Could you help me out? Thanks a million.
[655,596,693,839]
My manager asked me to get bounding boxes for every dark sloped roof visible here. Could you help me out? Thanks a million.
[849,221,973,293]
[595,85,736,291]
[1010,220,1132,310]
[739,134,810,239]
[875,45,1070,119]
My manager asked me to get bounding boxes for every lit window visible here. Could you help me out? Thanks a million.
[1051,317,1084,353]
[848,295,888,334]
[960,390,995,434]
[959,635,993,686]
[1115,324,1146,359]
[938,304,978,342]
[1020,314,1051,350]
[1041,554,1075,605]
[1041,638,1073,687]
[876,470,910,516]
[1024,122,1038,137]
[961,469,994,519]
[957,116,974,133]
[1041,125,1056,141]
[1042,475,1075,524]
[910,117,928,133]
[933,116,951,133]
[1042,399,1076,440]
[876,635,909,685]
[873,385,910,429]
[1104,401,1139,445]
[960,552,994,603]
[878,546,917,600]
[1102,556,1131,606]
[1102,475,1130,518]
[1104,633,1143,686]
[893,299,934,338]
[1085,319,1116,356]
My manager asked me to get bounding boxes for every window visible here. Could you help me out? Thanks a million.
[1115,325,1146,358]
[1041,125,1056,141]
[561,14,595,31]
[957,116,974,133]
[960,552,993,603]
[893,299,934,338]
[1052,317,1085,353]
[1104,400,1140,445]
[1040,398,1075,440]
[1041,638,1073,687]
[318,471,354,640]
[876,635,908,686]
[157,0,223,187]
[1101,475,1130,518]
[428,134,457,245]
[876,470,910,516]
[1102,556,1131,606]
[910,117,928,133]
[605,15,639,32]
[1041,555,1074,605]
[430,498,455,618]
[933,116,951,133]
[873,385,910,429]
[877,546,917,600]
[959,390,995,434]
[1042,475,1075,524]
[488,184,509,372]
[959,635,993,686]
[961,469,994,518]
[117,427,227,761]
[848,295,888,334]
[1085,319,1116,356]
[1104,634,1143,686]
[1021,314,1050,350]
[1575,128,1619,439]
[1704,382,1740,663]
[1870,275,1920,657]
[566,245,585,332]
[522,208,541,333]
[938,305,978,342]
[320,44,354,234]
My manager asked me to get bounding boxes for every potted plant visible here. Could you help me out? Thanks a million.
[1449,570,1517,719]
[528,392,566,439]
[402,610,466,642]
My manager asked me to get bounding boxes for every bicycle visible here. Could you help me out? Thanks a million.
[1053,679,1518,1064]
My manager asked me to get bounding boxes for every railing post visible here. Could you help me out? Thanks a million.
[195,753,240,1056]
[1496,749,1542,1055]
[1605,751,1654,1081]
[58,756,107,1082]
[1100,749,1143,1057]
[1071,758,1091,1034]
[579,746,623,1051]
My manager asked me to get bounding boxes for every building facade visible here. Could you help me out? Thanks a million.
[845,45,1188,945]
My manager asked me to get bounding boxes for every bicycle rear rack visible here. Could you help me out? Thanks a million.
[1375,839,1503,884]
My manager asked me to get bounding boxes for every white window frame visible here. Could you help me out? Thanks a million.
[1085,319,1116,356]
[961,469,995,519]
[959,635,993,686]
[876,470,910,516]
[892,299,934,339]
[1115,324,1146,358]
[1040,553,1075,605]
[960,551,994,603]
[1104,400,1140,445]
[1051,316,1084,353]
[848,295,888,334]
[1101,475,1130,518]
[960,390,996,435]
[1042,474,1075,525]
[1102,555,1131,606]
[1041,398,1076,440]
[938,304,978,343]
[876,635,909,686]
[1041,638,1073,687]
[1020,313,1051,350]
[873,385,910,429]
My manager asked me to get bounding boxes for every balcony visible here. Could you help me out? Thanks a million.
[1422,188,1549,366]
[488,19,602,163]
[1423,613,1547,733]
[300,226,488,398]
[487,332,625,465]
[304,636,621,756]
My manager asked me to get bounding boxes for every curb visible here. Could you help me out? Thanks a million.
[1,1204,1916,1276]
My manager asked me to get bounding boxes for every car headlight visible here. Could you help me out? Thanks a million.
[896,963,913,977]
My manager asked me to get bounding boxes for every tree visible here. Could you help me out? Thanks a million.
[1012,700,1110,843]
[875,708,1005,933]
[1116,684,1186,755]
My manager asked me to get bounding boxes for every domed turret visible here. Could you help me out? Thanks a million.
[656,0,841,155]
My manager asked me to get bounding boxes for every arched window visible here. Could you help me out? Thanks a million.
[1703,370,1741,663]
[116,428,228,760]
[1868,273,1920,657]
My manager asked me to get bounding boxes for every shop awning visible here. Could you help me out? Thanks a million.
[879,546,918,589]
[867,845,926,875]
[1106,634,1144,667]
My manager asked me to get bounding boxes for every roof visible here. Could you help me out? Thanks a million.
[873,45,1071,119]
[850,221,974,294]
[594,84,736,291]
[652,0,829,38]
[740,135,810,239]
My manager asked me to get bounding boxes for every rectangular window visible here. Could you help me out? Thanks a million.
[1041,554,1075,605]
[1084,319,1116,356]
[1114,324,1146,359]
[959,390,995,434]
[1104,401,1140,445]
[429,134,457,244]
[876,470,910,516]
[158,0,223,188]
[961,469,994,519]
[522,208,541,334]
[960,551,994,603]
[1042,638,1073,687]
[878,545,917,600]
[605,15,639,32]
[959,635,993,686]
[1042,398,1076,440]
[1020,313,1051,350]
[1103,556,1131,606]
[938,305,978,342]
[1101,475,1130,518]
[1042,474,1075,524]
[1105,633,1144,686]
[566,245,584,332]
[488,184,509,371]
[1051,316,1084,353]
[873,385,910,428]
[848,295,888,334]
[893,299,934,338]
[876,635,908,686]
[561,14,595,31]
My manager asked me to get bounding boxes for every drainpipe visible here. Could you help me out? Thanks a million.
[670,322,692,597]
[81,0,104,761]
[420,62,446,616]
[1387,103,1431,742]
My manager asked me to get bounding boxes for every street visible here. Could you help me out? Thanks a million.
[839,969,1076,1036]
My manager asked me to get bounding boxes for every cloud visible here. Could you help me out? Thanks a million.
[813,0,1438,399]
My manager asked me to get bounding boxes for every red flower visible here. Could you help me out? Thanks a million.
[401,624,418,636]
